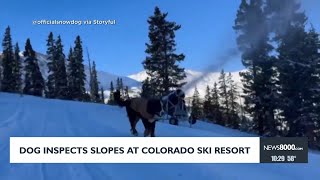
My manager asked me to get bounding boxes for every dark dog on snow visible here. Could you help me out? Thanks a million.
[113,90,164,137]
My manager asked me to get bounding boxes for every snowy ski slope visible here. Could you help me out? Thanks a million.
[0,93,318,180]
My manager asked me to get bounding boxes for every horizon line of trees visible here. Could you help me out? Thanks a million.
[190,70,242,130]
[107,77,130,105]
[0,26,124,104]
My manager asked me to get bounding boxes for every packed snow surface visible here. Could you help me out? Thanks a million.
[0,93,318,180]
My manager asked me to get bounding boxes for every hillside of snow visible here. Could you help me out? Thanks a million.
[0,92,319,180]
[128,69,244,99]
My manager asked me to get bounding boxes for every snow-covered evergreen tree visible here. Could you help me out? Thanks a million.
[218,69,229,126]
[45,32,56,98]
[314,34,320,148]
[267,0,314,137]
[23,38,44,97]
[12,42,22,93]
[211,82,223,125]
[191,86,202,120]
[67,36,86,101]
[203,85,213,120]
[54,35,68,99]
[100,86,105,104]
[226,72,240,129]
[1,26,14,92]
[115,77,124,96]
[116,77,120,91]
[67,47,75,100]
[124,86,129,99]
[304,26,320,148]
[107,81,115,105]
[141,77,153,98]
[118,78,122,94]
[90,61,100,102]
[142,6,186,97]
[233,0,277,136]
[75,36,87,100]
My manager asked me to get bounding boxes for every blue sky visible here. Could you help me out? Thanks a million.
[0,0,319,76]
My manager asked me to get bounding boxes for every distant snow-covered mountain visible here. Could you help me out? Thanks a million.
[128,69,244,99]
[0,52,141,91]
[1,51,245,102]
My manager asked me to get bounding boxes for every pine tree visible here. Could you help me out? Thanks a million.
[142,6,186,97]
[267,0,314,137]
[233,0,277,136]
[114,77,124,96]
[55,35,68,99]
[226,72,240,129]
[191,86,202,120]
[90,61,100,102]
[141,77,153,98]
[119,78,124,96]
[1,26,14,92]
[203,85,213,120]
[12,42,22,93]
[218,69,229,126]
[108,81,115,105]
[100,86,105,104]
[45,32,57,98]
[67,47,75,99]
[116,77,120,91]
[315,35,320,149]
[75,36,87,100]
[87,48,94,101]
[304,27,320,148]
[211,82,223,125]
[23,38,44,97]
[124,86,129,99]
[67,36,86,100]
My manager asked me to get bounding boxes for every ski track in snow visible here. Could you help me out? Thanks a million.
[0,92,319,180]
